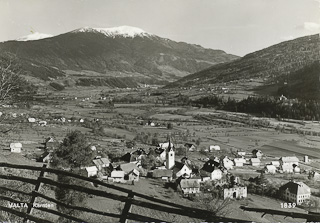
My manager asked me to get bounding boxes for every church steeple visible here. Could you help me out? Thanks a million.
[166,136,175,169]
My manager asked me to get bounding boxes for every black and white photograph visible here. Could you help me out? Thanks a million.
[0,0,320,222]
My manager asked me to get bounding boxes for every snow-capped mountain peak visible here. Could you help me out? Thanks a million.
[74,26,152,38]
[16,32,53,41]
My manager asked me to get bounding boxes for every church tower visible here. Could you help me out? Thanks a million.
[166,138,175,169]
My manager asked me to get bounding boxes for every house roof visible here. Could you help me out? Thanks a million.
[119,163,137,173]
[10,143,22,149]
[184,143,195,148]
[234,158,246,163]
[271,161,280,165]
[85,166,98,172]
[180,179,200,188]
[111,171,125,178]
[250,158,261,163]
[129,169,140,176]
[279,181,310,195]
[265,165,276,170]
[280,156,299,162]
[152,169,173,178]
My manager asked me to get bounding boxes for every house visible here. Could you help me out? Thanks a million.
[250,158,261,166]
[279,181,311,205]
[152,169,173,181]
[184,143,196,152]
[233,158,246,167]
[93,158,110,170]
[28,117,36,123]
[85,166,98,177]
[155,148,166,161]
[309,171,320,181]
[110,170,125,183]
[223,186,247,199]
[293,165,301,173]
[209,145,220,152]
[237,151,246,156]
[173,161,193,178]
[280,156,299,166]
[179,179,201,196]
[10,143,22,153]
[119,163,138,174]
[126,169,140,182]
[220,156,234,170]
[264,165,276,174]
[281,163,294,173]
[159,142,174,150]
[252,149,263,159]
[38,121,47,126]
[38,152,51,163]
[200,165,222,181]
[271,161,280,167]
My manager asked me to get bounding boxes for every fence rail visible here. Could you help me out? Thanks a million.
[0,162,247,222]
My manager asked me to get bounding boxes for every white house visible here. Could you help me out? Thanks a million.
[209,145,220,152]
[180,179,201,196]
[38,121,47,126]
[10,143,22,153]
[110,170,125,183]
[28,118,36,123]
[279,181,311,205]
[280,157,299,166]
[250,158,261,166]
[200,165,222,181]
[221,156,234,170]
[234,158,246,167]
[264,165,276,174]
[174,162,193,178]
[271,161,280,167]
[237,151,246,156]
[281,163,294,173]
[85,166,98,177]
[252,149,263,159]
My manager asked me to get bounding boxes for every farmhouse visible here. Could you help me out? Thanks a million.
[173,161,193,178]
[10,143,22,153]
[119,163,138,174]
[126,169,140,182]
[184,143,196,152]
[93,157,110,170]
[38,152,51,163]
[179,179,200,196]
[152,169,173,181]
[200,165,222,181]
[250,158,261,166]
[233,158,246,167]
[223,186,247,199]
[220,156,234,170]
[155,148,166,161]
[237,151,246,156]
[271,161,280,167]
[280,156,299,166]
[309,171,320,181]
[85,166,98,177]
[252,149,263,159]
[209,145,220,152]
[264,165,276,174]
[281,163,294,173]
[279,181,311,205]
[110,170,125,183]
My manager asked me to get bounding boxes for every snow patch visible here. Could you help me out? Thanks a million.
[74,26,152,38]
[16,32,53,41]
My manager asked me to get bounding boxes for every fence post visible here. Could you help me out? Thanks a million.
[23,163,47,223]
[120,191,134,223]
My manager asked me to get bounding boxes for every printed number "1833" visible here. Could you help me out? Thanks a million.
[280,203,296,208]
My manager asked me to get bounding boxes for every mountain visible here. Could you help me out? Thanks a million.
[167,34,320,99]
[0,26,238,88]
[16,32,53,41]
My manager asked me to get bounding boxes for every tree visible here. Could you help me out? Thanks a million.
[51,130,97,169]
[0,53,35,103]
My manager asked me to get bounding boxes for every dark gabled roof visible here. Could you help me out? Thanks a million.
[279,181,310,195]
[180,179,200,188]
[184,143,195,148]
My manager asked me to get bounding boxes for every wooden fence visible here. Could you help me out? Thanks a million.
[0,162,247,223]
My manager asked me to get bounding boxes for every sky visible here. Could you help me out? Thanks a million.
[0,0,319,56]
